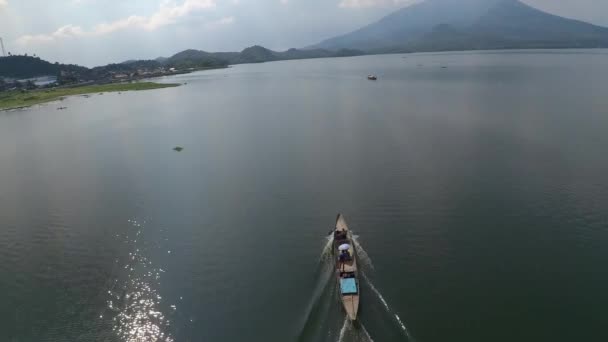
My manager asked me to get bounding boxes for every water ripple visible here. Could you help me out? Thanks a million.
[104,219,173,342]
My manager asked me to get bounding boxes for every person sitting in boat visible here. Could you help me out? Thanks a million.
[339,249,351,262]
[334,230,347,241]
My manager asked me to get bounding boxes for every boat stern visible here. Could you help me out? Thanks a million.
[340,277,360,320]
[343,295,359,321]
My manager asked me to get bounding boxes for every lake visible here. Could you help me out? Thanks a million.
[1,50,608,342]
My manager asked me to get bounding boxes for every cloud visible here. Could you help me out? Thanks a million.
[17,0,216,45]
[339,0,419,9]
[205,15,235,29]
[17,24,85,44]
[0,0,7,8]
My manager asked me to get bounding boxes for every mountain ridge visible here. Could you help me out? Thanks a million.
[3,0,608,80]
[310,0,608,52]
[0,46,364,80]
[159,45,364,66]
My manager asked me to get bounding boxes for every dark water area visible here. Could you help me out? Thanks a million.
[1,50,608,342]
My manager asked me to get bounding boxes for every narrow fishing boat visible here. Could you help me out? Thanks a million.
[332,213,360,320]
[367,75,378,80]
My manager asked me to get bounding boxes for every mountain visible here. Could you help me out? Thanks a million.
[164,49,228,68]
[160,45,363,67]
[311,0,608,52]
[235,45,279,63]
[0,46,363,81]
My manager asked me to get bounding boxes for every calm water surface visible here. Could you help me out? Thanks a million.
[1,50,608,342]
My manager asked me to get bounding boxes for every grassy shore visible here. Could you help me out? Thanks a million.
[0,82,180,111]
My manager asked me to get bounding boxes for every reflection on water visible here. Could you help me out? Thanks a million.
[105,219,173,342]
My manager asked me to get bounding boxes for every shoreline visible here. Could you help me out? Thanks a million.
[0,82,180,112]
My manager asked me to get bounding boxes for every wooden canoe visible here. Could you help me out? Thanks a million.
[333,213,360,321]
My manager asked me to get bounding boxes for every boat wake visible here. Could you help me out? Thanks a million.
[336,317,375,342]
[319,234,334,263]
[337,317,349,341]
[362,272,415,341]
[295,236,342,342]
[352,235,374,271]
[297,231,416,342]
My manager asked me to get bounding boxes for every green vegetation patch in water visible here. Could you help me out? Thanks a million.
[0,82,180,111]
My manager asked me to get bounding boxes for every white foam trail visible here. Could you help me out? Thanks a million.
[394,314,414,341]
[296,239,335,340]
[362,272,389,311]
[319,235,334,263]
[352,235,375,270]
[362,272,414,341]
[337,317,349,342]
[359,323,375,342]
[337,317,375,342]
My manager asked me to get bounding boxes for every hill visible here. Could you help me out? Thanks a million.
[0,46,363,81]
[160,46,363,66]
[311,0,608,52]
[0,55,88,79]
[164,49,228,68]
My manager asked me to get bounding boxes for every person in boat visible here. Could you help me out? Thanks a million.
[339,249,351,262]
[334,230,347,241]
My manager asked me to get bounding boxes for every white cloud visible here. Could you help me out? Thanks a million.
[205,16,235,29]
[17,24,85,44]
[17,0,216,45]
[280,0,288,4]
[339,0,419,9]
[0,0,8,8]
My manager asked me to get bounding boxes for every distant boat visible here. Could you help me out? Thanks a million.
[367,75,378,80]
[332,214,360,321]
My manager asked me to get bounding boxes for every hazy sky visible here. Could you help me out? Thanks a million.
[1,0,607,66]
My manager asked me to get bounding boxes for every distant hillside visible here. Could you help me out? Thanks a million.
[164,49,228,68]
[0,46,363,81]
[0,55,88,79]
[0,56,165,82]
[235,45,279,63]
[159,45,364,67]
[311,0,608,52]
